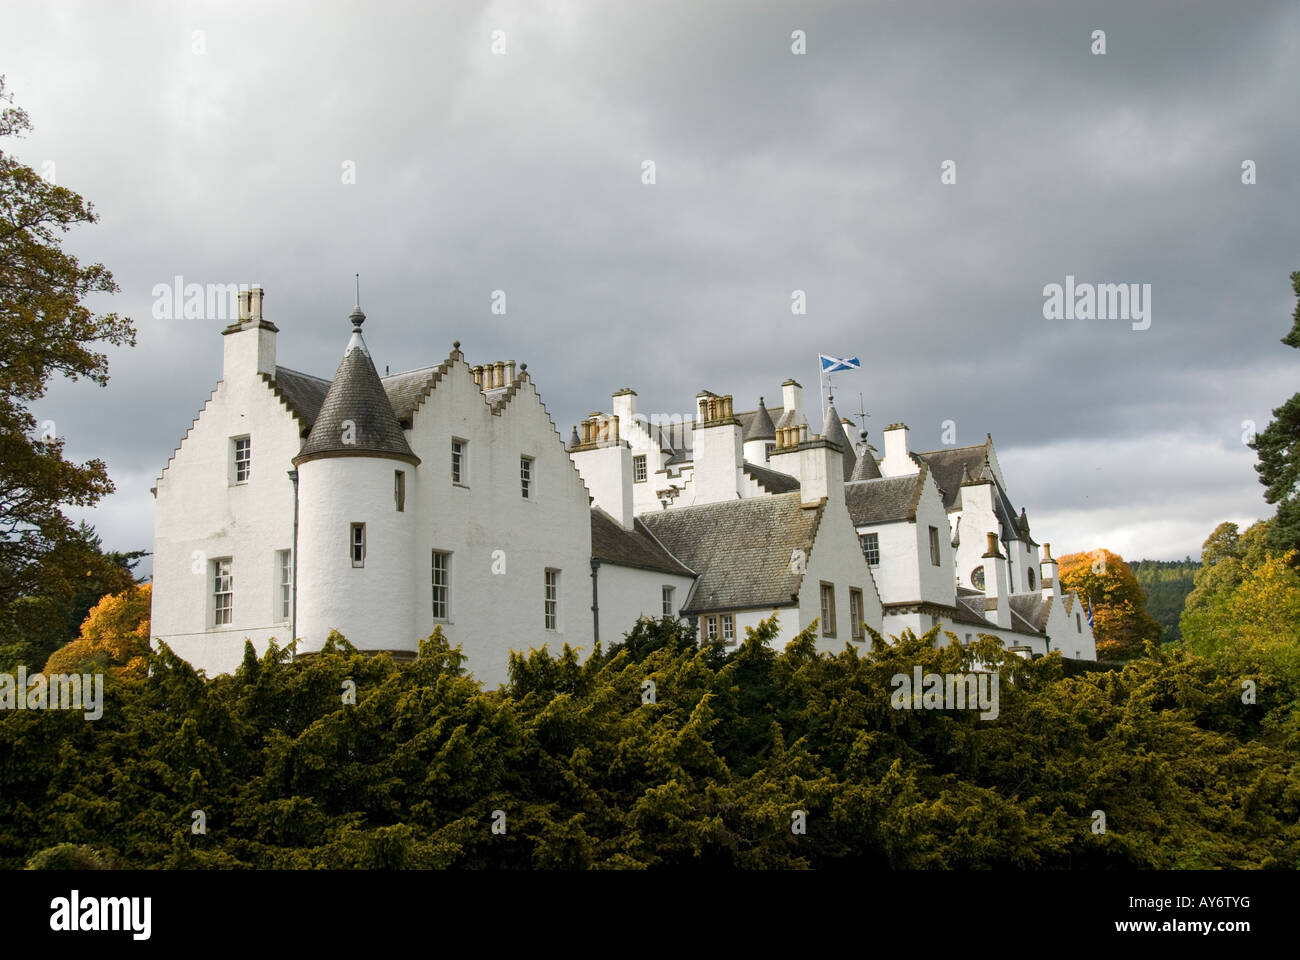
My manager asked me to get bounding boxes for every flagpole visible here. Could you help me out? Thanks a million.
[817,355,824,432]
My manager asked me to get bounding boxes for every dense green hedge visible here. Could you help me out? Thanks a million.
[3,617,1296,869]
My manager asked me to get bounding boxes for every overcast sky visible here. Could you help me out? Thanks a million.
[4,0,1298,575]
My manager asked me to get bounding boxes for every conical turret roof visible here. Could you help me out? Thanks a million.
[294,308,419,466]
[744,396,776,441]
[823,400,857,477]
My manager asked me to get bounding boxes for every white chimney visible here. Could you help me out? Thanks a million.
[780,379,805,426]
[222,284,276,379]
[982,532,1011,629]
[691,392,744,505]
[612,388,638,438]
[880,423,918,477]
[569,413,634,529]
[1040,542,1061,600]
[798,437,843,505]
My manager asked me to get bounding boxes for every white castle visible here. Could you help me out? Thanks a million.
[150,287,1096,686]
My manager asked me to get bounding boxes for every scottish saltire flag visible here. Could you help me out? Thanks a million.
[820,354,861,372]
[1086,601,1094,628]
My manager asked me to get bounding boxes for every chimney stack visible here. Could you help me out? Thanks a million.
[798,436,843,506]
[691,390,744,504]
[880,423,918,477]
[982,532,1011,629]
[222,283,277,379]
[569,413,634,529]
[1040,542,1061,600]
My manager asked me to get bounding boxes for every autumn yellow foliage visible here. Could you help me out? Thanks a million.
[1058,549,1162,661]
[43,583,151,679]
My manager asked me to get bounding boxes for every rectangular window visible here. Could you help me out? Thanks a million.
[233,436,251,484]
[704,616,718,641]
[544,569,559,630]
[521,456,533,499]
[1077,613,1082,633]
[451,438,467,485]
[213,558,233,626]
[929,526,941,566]
[860,532,880,566]
[394,470,405,512]
[849,588,864,641]
[721,613,734,644]
[764,442,775,461]
[277,550,292,622]
[662,585,675,618]
[351,523,365,567]
[820,582,836,638]
[432,551,450,620]
[633,454,647,483]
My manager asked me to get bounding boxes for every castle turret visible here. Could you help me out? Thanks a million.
[293,302,420,656]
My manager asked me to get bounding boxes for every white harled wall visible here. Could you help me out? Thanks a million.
[152,328,303,675]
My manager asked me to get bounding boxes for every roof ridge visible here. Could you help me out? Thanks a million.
[275,364,330,383]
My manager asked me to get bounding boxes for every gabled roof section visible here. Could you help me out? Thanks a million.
[917,443,1023,541]
[382,365,443,421]
[295,326,419,466]
[271,366,331,429]
[1009,594,1052,633]
[743,460,800,494]
[915,444,985,510]
[639,493,824,614]
[844,474,922,526]
[591,509,695,577]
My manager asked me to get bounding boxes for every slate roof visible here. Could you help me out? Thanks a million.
[591,509,696,576]
[639,493,824,614]
[272,366,330,428]
[738,404,784,439]
[743,460,800,494]
[817,402,853,477]
[295,332,419,465]
[844,474,922,526]
[849,449,882,480]
[743,398,777,441]
[916,443,1024,541]
[915,444,985,510]
[382,365,442,421]
[274,363,449,431]
[1009,594,1052,633]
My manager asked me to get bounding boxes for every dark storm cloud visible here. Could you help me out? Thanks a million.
[4,0,1297,567]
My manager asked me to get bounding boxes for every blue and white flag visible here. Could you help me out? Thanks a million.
[1086,600,1094,628]
[820,354,861,373]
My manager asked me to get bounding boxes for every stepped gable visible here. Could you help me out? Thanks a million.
[744,460,800,493]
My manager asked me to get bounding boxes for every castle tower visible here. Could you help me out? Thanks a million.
[292,302,421,657]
